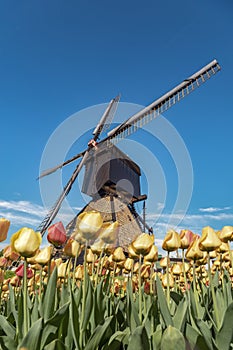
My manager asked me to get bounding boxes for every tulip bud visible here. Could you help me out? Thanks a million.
[35,246,53,265]
[162,230,181,252]
[57,260,72,278]
[3,245,20,261]
[112,247,126,262]
[90,239,105,255]
[11,227,42,258]
[162,273,174,288]
[159,256,170,268]
[128,244,139,259]
[86,248,95,263]
[219,226,233,243]
[144,245,158,263]
[218,241,230,253]
[16,264,33,278]
[98,221,119,245]
[76,211,103,240]
[179,230,195,250]
[63,238,80,258]
[0,218,10,242]
[75,265,84,280]
[47,221,67,247]
[124,258,134,271]
[172,263,183,275]
[199,226,221,252]
[131,233,154,256]
[185,236,204,261]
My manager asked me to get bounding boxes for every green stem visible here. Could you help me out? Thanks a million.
[138,254,142,323]
[72,246,80,291]
[192,262,200,318]
[166,252,170,308]
[182,249,188,291]
[150,263,154,295]
[80,240,88,348]
[23,259,29,336]
[95,247,104,288]
[207,252,220,329]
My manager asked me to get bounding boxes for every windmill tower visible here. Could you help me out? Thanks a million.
[38,60,221,249]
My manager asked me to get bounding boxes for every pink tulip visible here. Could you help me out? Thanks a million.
[47,221,67,247]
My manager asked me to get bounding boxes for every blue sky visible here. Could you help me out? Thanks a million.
[0,0,233,248]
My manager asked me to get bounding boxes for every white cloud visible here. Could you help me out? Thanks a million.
[0,199,80,234]
[199,206,231,213]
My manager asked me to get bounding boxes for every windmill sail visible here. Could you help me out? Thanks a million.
[106,59,220,144]
[37,95,120,235]
[37,59,221,235]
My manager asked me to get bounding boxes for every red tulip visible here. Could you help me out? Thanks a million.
[16,264,33,279]
[47,221,67,247]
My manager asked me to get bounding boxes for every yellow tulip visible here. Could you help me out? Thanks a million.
[76,211,103,240]
[71,231,86,244]
[199,226,221,252]
[128,244,139,259]
[57,260,72,278]
[144,245,158,263]
[131,233,154,256]
[185,236,204,261]
[159,256,170,268]
[11,227,42,258]
[86,248,95,263]
[34,246,53,265]
[112,247,126,262]
[0,218,10,242]
[91,239,105,255]
[63,238,80,258]
[75,265,84,280]
[162,230,181,252]
[179,229,195,250]
[172,262,183,275]
[98,221,119,244]
[124,258,134,271]
[162,273,174,288]
[219,226,233,243]
[218,241,230,253]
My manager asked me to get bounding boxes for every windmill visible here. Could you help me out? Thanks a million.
[38,59,220,248]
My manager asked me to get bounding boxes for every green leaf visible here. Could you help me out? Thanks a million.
[0,335,17,350]
[42,266,58,322]
[40,324,58,349]
[128,325,150,350]
[161,325,185,350]
[170,291,183,305]
[126,281,140,332]
[8,285,18,325]
[196,319,213,350]
[46,302,70,327]
[70,290,80,350]
[0,314,16,339]
[152,325,162,350]
[82,277,93,331]
[156,275,173,327]
[185,324,200,350]
[17,289,24,342]
[216,301,233,350]
[44,339,68,350]
[84,316,114,350]
[108,328,130,349]
[173,297,188,332]
[31,293,40,324]
[18,318,43,350]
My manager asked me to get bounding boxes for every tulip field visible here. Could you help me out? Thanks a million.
[0,215,233,349]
